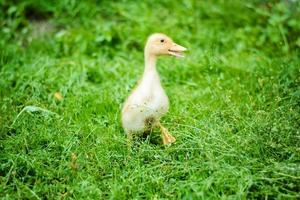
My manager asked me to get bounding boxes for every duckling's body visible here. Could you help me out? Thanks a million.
[122,57,169,133]
[122,33,186,145]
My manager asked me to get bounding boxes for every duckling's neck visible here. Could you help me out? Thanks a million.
[144,53,157,75]
[140,53,161,86]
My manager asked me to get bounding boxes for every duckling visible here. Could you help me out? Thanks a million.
[122,33,187,145]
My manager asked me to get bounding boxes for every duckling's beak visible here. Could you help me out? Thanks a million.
[168,43,187,58]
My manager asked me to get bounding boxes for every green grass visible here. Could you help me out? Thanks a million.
[1,0,300,199]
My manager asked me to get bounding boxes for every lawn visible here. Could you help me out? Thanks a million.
[0,0,300,199]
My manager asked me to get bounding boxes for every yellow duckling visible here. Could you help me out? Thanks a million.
[122,33,187,145]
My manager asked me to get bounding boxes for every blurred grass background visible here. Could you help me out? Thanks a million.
[0,0,300,199]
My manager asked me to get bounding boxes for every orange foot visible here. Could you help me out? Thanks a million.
[160,126,176,145]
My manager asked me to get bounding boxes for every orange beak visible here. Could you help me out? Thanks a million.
[168,43,187,58]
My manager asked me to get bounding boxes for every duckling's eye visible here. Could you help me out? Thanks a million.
[160,39,165,43]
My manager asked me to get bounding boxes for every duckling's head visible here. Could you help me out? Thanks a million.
[145,33,187,58]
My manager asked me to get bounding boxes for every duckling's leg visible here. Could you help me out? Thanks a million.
[158,122,176,145]
[127,132,133,150]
